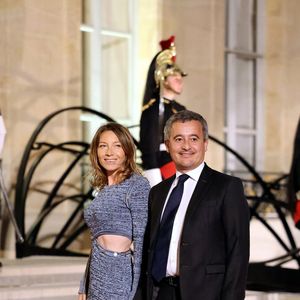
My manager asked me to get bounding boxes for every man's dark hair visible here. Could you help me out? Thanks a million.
[164,110,208,141]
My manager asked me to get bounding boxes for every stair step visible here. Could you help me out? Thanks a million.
[0,256,87,300]
[0,283,78,299]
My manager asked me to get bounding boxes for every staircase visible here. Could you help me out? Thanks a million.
[0,255,299,299]
[0,256,87,300]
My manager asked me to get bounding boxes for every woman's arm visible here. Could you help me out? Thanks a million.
[128,176,151,299]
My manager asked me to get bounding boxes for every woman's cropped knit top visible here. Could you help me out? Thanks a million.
[84,173,149,240]
[84,173,150,299]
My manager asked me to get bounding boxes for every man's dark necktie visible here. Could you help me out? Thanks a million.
[152,173,189,282]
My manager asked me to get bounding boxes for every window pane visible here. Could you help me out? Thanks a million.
[237,134,255,166]
[102,36,129,119]
[228,0,254,51]
[235,58,255,129]
[226,134,255,172]
[101,0,129,32]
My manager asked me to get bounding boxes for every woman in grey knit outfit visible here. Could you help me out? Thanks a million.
[78,123,151,300]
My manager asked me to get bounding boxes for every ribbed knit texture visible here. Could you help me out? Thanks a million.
[79,173,150,299]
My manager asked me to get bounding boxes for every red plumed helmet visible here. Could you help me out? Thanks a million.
[159,35,175,50]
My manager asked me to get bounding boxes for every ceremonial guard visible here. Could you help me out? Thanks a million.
[139,36,187,186]
[288,117,300,229]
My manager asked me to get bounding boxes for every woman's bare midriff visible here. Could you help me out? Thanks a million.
[97,234,132,252]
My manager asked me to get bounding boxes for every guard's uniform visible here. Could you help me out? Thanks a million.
[139,36,187,186]
[288,117,300,229]
[140,97,185,180]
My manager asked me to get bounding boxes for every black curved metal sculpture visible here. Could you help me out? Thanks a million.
[209,136,300,293]
[15,106,116,257]
[14,106,300,292]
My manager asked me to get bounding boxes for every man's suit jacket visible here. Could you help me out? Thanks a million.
[144,164,250,300]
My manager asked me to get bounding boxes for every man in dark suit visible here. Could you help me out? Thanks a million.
[143,110,250,300]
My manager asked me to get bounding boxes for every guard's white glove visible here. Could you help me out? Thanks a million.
[143,168,162,187]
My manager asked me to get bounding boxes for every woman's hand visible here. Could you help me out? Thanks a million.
[78,293,86,300]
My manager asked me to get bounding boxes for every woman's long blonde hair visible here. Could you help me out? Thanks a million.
[89,122,140,189]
